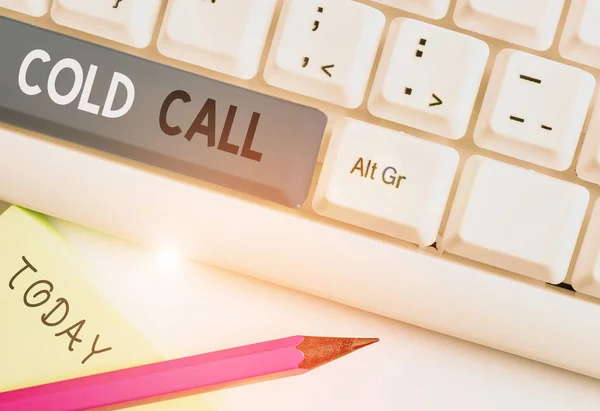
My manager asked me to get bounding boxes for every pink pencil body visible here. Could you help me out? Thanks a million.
[0,336,305,411]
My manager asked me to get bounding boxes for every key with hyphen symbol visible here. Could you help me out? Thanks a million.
[507,74,552,131]
[473,49,594,171]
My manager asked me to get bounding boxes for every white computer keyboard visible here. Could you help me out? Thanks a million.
[2,0,600,381]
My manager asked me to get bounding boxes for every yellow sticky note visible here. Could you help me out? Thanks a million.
[0,206,212,410]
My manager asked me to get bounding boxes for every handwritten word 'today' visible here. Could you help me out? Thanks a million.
[8,256,112,365]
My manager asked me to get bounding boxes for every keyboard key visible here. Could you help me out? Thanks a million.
[442,156,589,284]
[313,118,459,246]
[453,0,565,50]
[473,49,594,171]
[50,0,164,48]
[157,0,277,80]
[368,18,488,140]
[572,199,600,299]
[0,16,327,207]
[0,0,49,16]
[0,206,210,410]
[559,0,600,68]
[577,97,600,185]
[263,0,385,109]
[368,0,450,19]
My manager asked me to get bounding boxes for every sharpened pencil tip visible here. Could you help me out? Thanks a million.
[297,336,379,370]
[351,338,379,351]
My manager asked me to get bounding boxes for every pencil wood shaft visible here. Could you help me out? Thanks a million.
[0,335,378,411]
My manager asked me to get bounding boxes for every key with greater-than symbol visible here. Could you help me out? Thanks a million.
[368,18,489,140]
[264,0,385,109]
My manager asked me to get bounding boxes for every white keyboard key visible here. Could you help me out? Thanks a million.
[453,0,565,51]
[443,156,589,284]
[0,0,49,16]
[368,0,450,19]
[313,118,459,246]
[263,0,385,109]
[572,199,600,299]
[473,49,595,171]
[50,0,163,48]
[368,18,488,140]
[577,97,600,185]
[560,0,600,68]
[157,0,277,79]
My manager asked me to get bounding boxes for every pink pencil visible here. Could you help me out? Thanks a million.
[0,335,378,411]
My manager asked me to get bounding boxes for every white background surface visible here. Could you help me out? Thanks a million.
[48,217,600,411]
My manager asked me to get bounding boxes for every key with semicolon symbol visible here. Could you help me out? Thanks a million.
[263,0,385,109]
[368,18,489,140]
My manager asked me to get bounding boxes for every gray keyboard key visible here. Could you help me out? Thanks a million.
[0,17,327,207]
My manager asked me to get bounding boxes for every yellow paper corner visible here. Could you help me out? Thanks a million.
[0,206,213,410]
